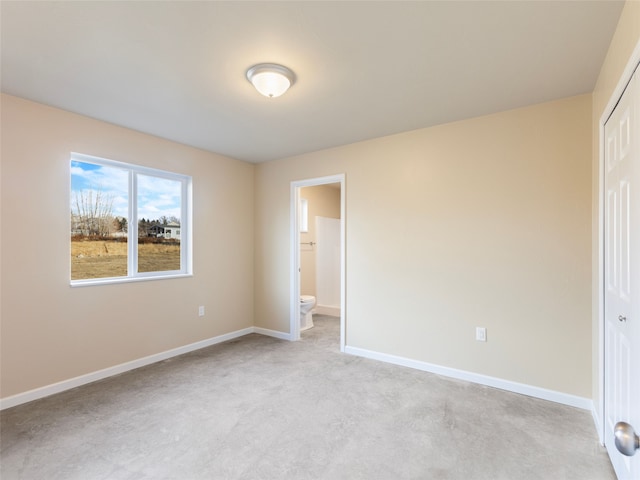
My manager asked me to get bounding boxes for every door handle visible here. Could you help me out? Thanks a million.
[615,422,640,456]
[618,315,627,322]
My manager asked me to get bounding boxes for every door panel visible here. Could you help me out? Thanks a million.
[604,67,639,480]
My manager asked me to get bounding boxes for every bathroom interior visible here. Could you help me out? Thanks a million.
[299,183,342,332]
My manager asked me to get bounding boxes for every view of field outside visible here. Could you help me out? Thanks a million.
[70,160,182,280]
[70,240,181,279]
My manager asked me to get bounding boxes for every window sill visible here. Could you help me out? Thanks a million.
[70,273,193,288]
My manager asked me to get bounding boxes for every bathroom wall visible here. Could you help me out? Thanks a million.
[590,0,640,416]
[255,94,592,399]
[299,184,341,298]
[1,94,255,400]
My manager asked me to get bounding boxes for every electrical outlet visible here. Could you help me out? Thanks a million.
[476,327,487,342]
[198,306,205,317]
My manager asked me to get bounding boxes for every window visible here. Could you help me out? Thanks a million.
[70,153,192,285]
[300,198,309,233]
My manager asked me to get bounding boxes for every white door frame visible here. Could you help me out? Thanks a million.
[598,38,640,444]
[290,174,346,351]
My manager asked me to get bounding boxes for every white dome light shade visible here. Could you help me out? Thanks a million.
[246,63,295,98]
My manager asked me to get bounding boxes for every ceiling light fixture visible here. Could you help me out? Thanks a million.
[246,63,295,98]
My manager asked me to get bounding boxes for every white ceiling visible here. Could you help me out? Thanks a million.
[1,1,624,163]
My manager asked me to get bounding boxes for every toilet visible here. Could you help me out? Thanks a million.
[300,295,316,331]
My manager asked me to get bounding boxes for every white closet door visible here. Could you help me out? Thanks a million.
[604,67,640,480]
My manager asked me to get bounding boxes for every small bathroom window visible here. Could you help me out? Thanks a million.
[300,198,309,233]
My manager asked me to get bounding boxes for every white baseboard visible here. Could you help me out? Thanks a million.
[253,327,292,341]
[5,330,589,414]
[0,327,255,410]
[345,345,593,411]
[314,305,340,316]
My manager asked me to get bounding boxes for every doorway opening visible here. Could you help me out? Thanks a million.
[290,174,345,351]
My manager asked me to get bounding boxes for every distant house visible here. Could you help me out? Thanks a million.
[148,222,180,240]
[164,222,180,240]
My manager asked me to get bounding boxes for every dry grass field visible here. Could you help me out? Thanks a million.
[71,240,180,280]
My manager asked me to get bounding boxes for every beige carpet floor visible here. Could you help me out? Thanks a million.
[0,315,615,479]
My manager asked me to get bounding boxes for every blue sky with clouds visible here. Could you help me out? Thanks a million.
[70,160,181,222]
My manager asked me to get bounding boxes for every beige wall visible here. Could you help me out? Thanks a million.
[255,94,593,397]
[0,94,254,399]
[300,185,341,297]
[591,1,640,414]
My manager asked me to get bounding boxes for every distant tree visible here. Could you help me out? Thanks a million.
[72,188,114,237]
[169,216,180,224]
[138,218,150,237]
[112,217,127,234]
[159,215,169,225]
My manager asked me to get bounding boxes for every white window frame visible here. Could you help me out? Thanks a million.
[70,152,193,286]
